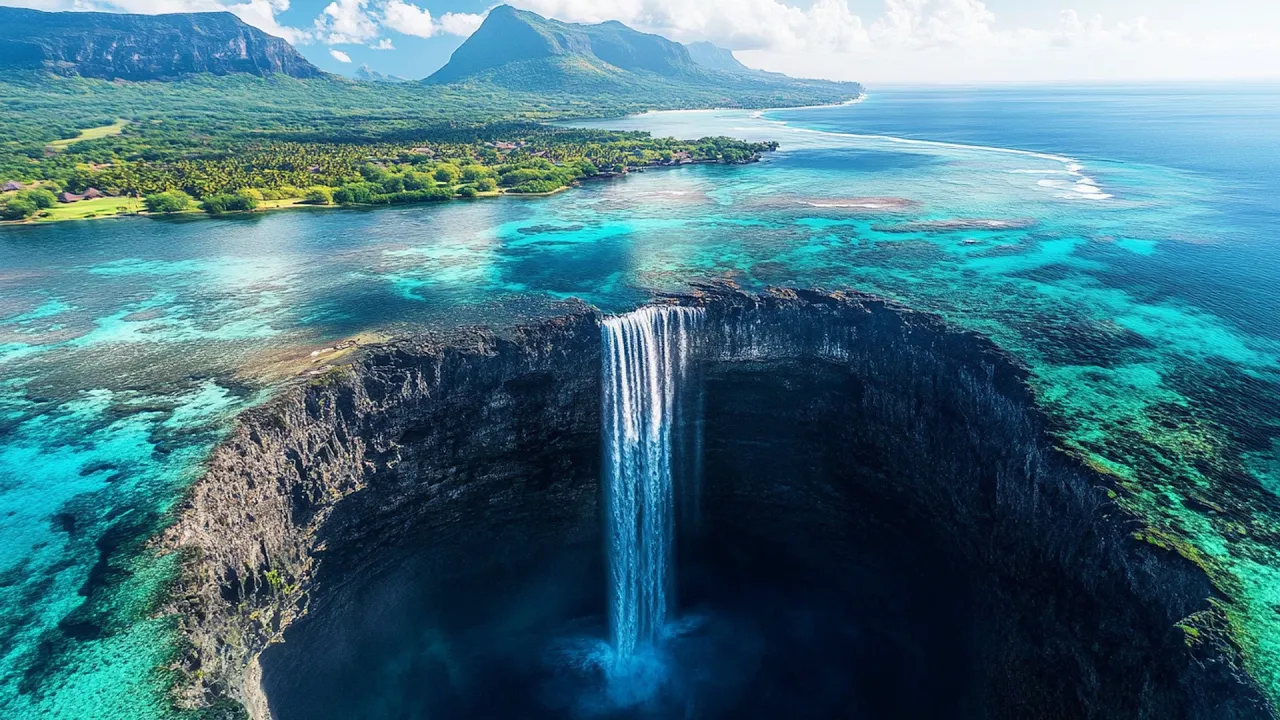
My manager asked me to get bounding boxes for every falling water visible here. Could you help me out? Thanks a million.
[601,305,704,661]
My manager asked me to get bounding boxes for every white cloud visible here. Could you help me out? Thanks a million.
[381,0,484,39]
[314,0,379,44]
[227,0,311,44]
[437,10,485,37]
[370,37,394,50]
[16,0,1280,82]
[380,0,435,38]
[329,48,352,63]
[506,0,1177,62]
[1052,10,1154,49]
[511,0,869,52]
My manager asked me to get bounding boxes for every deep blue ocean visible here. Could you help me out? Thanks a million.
[1,84,1279,718]
[771,84,1280,338]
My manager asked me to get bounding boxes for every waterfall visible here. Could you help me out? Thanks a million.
[601,305,703,661]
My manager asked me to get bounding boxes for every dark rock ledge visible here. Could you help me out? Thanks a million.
[158,286,1273,719]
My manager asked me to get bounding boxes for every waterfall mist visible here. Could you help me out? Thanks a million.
[601,306,704,662]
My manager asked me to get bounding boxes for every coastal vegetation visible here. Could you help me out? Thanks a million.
[0,104,777,221]
[0,4,852,223]
[0,187,56,220]
[46,119,129,149]
[142,190,192,214]
[0,4,854,223]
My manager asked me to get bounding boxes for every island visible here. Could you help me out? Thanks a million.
[0,4,851,223]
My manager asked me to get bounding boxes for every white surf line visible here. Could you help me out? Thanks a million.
[637,93,868,120]
[754,109,1111,200]
[749,92,867,119]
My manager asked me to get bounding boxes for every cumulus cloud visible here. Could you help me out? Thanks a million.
[511,0,869,52]
[314,0,379,44]
[510,0,1167,58]
[437,9,485,37]
[21,0,1272,82]
[869,0,997,47]
[31,0,488,46]
[507,0,1024,53]
[227,0,311,45]
[381,0,485,39]
[329,48,352,62]
[1053,10,1153,49]
[380,0,434,38]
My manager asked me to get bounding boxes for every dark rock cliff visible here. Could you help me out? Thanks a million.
[162,308,602,716]
[0,8,324,80]
[161,288,1271,719]
[692,288,1270,718]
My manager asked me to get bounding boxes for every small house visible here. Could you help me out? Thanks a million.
[3,181,25,192]
[59,188,104,203]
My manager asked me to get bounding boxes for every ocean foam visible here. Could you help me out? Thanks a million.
[749,110,1111,202]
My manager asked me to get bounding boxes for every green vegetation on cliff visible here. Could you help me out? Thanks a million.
[0,7,323,80]
[427,6,858,106]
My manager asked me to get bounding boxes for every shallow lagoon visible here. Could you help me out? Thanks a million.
[1,85,1279,717]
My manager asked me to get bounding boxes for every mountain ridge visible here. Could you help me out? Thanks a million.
[425,5,860,105]
[355,64,409,83]
[0,5,858,114]
[427,5,699,85]
[0,7,324,80]
[685,41,753,74]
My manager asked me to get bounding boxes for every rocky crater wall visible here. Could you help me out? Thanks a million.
[162,308,604,718]
[162,288,1272,719]
[693,289,1269,718]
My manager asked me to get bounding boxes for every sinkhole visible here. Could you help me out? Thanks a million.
[178,291,1264,719]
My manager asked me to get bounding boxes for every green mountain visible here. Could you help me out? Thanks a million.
[354,64,409,83]
[427,5,696,85]
[685,41,752,74]
[0,7,324,81]
[426,5,859,107]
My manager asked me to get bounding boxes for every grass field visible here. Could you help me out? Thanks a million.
[36,195,142,221]
[12,186,524,225]
[257,198,312,210]
[48,119,129,149]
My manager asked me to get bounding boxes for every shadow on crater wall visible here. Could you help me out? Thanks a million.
[163,288,1271,720]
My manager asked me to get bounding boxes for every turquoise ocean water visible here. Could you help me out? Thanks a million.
[1,84,1278,716]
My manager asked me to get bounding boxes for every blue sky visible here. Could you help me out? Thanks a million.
[5,0,1279,82]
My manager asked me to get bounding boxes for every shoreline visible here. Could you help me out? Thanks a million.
[0,157,767,228]
[557,92,866,126]
[1,96,850,231]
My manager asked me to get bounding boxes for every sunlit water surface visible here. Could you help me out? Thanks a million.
[1,84,1278,717]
